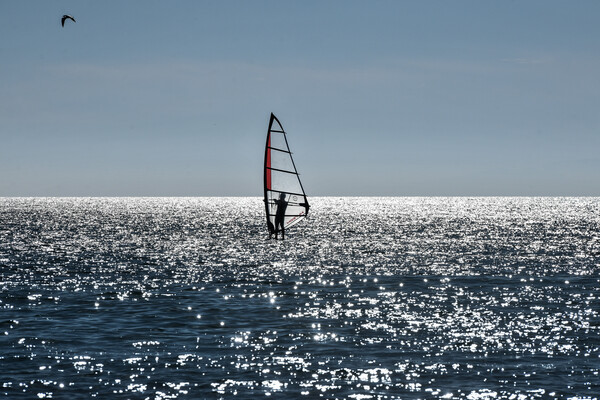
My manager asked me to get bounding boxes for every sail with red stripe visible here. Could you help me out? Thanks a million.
[263,113,309,237]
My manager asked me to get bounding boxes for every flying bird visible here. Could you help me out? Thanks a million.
[61,15,76,27]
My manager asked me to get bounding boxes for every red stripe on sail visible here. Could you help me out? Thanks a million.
[266,134,272,190]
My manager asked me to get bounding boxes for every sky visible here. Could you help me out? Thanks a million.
[1,1,599,196]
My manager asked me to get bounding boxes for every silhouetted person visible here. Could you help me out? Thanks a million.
[274,193,288,240]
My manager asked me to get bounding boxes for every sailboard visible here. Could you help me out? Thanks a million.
[263,113,310,239]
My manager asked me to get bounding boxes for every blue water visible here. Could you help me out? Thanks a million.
[1,197,599,399]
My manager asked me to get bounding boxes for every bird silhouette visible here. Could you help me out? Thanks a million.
[61,15,76,27]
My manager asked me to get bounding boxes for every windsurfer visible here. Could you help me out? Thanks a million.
[274,192,288,240]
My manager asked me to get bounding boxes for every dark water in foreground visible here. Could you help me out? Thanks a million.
[0,197,599,399]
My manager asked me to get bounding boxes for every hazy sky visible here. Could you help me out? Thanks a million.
[1,1,599,196]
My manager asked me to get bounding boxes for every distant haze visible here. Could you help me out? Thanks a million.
[1,1,599,196]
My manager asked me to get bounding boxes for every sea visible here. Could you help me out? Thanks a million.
[0,197,598,400]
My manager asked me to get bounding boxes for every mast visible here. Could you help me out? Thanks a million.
[263,113,276,235]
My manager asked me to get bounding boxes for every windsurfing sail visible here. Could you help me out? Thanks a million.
[264,113,310,237]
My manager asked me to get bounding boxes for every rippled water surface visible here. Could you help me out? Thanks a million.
[1,197,599,399]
